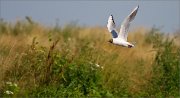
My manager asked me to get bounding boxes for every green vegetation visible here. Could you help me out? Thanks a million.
[0,18,179,97]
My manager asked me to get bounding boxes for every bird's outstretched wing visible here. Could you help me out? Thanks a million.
[118,5,139,41]
[107,15,118,38]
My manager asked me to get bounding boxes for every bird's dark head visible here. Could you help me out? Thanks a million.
[108,39,113,43]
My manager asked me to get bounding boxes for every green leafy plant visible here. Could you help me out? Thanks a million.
[2,82,19,97]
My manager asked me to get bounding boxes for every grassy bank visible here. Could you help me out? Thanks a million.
[0,18,179,97]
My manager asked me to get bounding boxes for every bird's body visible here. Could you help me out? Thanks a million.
[107,5,139,48]
[112,38,134,48]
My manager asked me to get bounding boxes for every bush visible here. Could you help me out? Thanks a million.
[148,29,180,97]
[2,36,111,97]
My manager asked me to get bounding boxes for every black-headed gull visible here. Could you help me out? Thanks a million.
[107,5,139,48]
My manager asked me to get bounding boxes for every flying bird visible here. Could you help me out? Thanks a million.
[107,5,139,48]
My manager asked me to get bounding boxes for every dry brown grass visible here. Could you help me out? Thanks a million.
[0,20,179,97]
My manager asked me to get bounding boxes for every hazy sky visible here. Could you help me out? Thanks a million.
[0,0,180,33]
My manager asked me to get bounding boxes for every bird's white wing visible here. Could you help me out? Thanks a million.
[107,15,118,38]
[118,5,139,41]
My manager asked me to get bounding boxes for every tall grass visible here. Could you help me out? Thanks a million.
[0,18,179,97]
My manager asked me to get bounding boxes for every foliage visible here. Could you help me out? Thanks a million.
[0,19,179,97]
[2,82,19,97]
[151,37,179,96]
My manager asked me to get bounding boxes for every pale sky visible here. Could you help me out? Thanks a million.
[0,0,180,33]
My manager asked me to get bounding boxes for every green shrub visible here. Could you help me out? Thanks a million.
[29,40,111,97]
[149,32,180,97]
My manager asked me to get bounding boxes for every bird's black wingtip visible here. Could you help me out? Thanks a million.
[137,5,139,8]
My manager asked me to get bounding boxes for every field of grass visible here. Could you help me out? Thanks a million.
[0,17,180,97]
